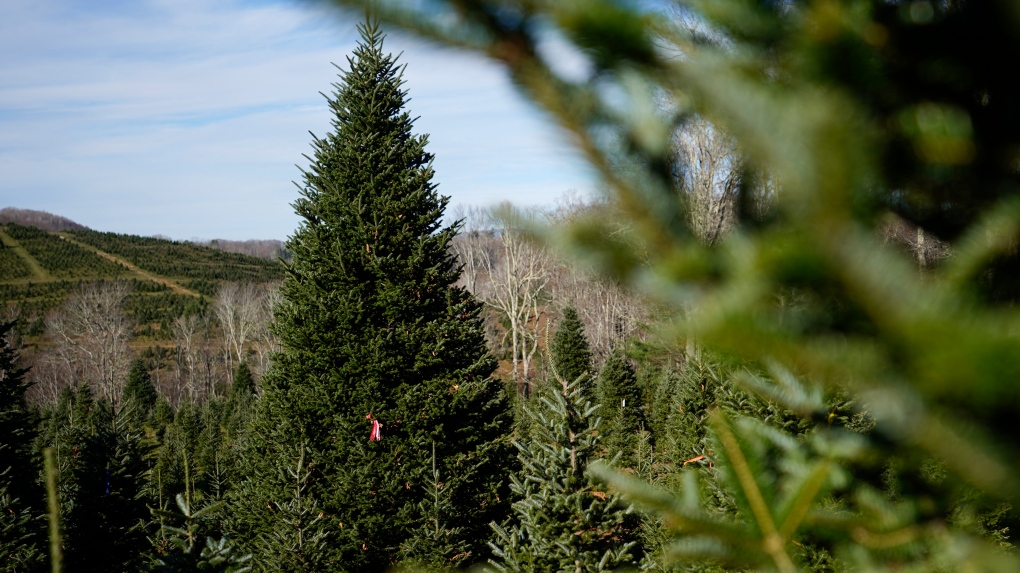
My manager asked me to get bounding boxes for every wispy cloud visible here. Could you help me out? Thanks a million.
[0,0,594,240]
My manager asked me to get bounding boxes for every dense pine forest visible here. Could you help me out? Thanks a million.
[6,2,1020,572]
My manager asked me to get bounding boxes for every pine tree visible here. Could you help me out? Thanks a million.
[39,385,151,572]
[122,357,158,424]
[255,445,332,573]
[152,493,251,573]
[551,307,593,392]
[595,350,645,466]
[230,363,256,399]
[0,320,44,572]
[488,375,640,572]
[232,20,513,571]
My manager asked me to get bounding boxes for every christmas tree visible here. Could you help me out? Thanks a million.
[230,363,256,399]
[595,349,645,466]
[0,320,44,571]
[489,375,640,572]
[122,357,158,425]
[550,307,593,394]
[232,20,513,571]
[38,385,151,571]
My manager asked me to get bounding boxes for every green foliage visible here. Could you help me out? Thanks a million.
[151,494,251,573]
[232,20,513,572]
[230,364,255,399]
[488,375,640,572]
[182,279,218,298]
[349,1,1020,571]
[123,358,158,423]
[0,279,175,335]
[595,349,645,465]
[0,243,31,281]
[70,230,283,283]
[550,307,593,390]
[0,474,44,573]
[151,396,248,516]
[38,385,151,572]
[125,292,208,331]
[253,446,332,573]
[4,224,125,279]
[0,320,44,572]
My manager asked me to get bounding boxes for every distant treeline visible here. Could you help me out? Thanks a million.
[192,238,291,262]
[0,207,88,232]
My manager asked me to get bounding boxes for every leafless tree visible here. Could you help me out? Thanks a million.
[672,115,742,246]
[555,270,644,364]
[251,281,283,380]
[46,281,132,403]
[451,205,499,295]
[214,282,262,383]
[478,203,551,394]
[545,195,647,365]
[171,313,203,403]
[26,351,70,406]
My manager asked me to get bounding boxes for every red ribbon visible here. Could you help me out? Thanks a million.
[369,419,382,441]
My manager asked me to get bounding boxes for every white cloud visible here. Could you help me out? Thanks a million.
[0,0,594,240]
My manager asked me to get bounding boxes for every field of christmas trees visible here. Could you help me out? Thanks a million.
[6,2,1020,572]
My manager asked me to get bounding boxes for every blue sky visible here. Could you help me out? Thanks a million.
[0,0,596,240]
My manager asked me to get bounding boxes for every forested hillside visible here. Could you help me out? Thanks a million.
[0,207,88,232]
[0,222,284,413]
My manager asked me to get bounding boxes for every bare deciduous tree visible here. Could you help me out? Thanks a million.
[251,281,282,380]
[672,115,742,246]
[554,271,643,364]
[214,282,262,382]
[451,204,498,295]
[547,195,647,365]
[26,351,69,406]
[479,204,551,394]
[171,313,202,403]
[47,281,132,403]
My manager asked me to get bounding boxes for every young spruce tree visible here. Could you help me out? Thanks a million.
[551,307,593,392]
[489,375,640,572]
[0,320,43,572]
[232,21,513,572]
[122,357,158,426]
[596,349,645,466]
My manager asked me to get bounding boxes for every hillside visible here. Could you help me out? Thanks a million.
[0,222,285,334]
[0,207,289,260]
[0,207,89,232]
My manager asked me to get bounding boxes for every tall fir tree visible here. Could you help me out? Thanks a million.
[488,375,641,572]
[0,320,44,572]
[550,307,593,391]
[231,20,514,572]
[595,349,645,466]
[122,357,158,425]
[230,363,256,399]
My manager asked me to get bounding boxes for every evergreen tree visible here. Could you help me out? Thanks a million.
[38,385,151,572]
[152,493,251,573]
[550,307,593,392]
[230,363,256,399]
[488,375,640,572]
[0,320,44,572]
[254,445,332,573]
[122,357,158,423]
[595,350,645,465]
[232,20,513,571]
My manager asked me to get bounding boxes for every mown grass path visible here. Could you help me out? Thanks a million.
[0,227,51,281]
[56,233,203,298]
